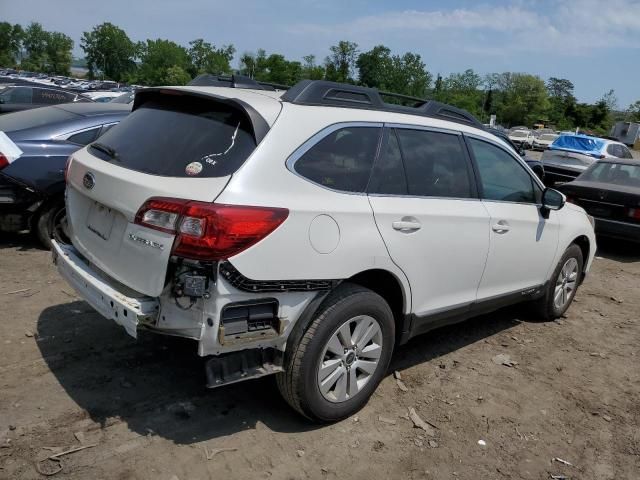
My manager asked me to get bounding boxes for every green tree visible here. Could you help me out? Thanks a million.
[493,72,550,127]
[44,32,73,75]
[136,39,191,85]
[188,39,235,76]
[302,55,325,80]
[81,22,137,81]
[21,22,48,71]
[325,40,358,83]
[546,77,577,129]
[440,69,484,116]
[627,100,640,122]
[356,45,431,99]
[0,23,23,66]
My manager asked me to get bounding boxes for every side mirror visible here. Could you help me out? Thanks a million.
[541,188,565,216]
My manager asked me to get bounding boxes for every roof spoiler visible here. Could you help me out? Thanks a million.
[132,87,271,144]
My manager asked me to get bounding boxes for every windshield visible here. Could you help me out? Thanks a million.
[0,106,77,132]
[580,162,640,187]
[110,93,134,104]
[540,134,558,141]
[90,96,257,178]
[510,131,528,138]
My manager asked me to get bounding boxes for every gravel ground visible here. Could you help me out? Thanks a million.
[0,228,639,479]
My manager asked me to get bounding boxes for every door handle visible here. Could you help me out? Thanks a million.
[392,220,421,232]
[492,221,510,234]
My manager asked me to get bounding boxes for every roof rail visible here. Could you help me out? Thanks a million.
[188,74,290,91]
[281,80,482,128]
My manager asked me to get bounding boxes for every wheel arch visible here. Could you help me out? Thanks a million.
[571,234,591,284]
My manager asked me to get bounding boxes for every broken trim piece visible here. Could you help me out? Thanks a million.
[219,261,337,293]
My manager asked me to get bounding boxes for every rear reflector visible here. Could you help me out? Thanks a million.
[0,154,8,170]
[627,208,640,220]
[135,197,288,261]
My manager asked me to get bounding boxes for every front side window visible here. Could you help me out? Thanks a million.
[293,126,381,192]
[396,128,473,198]
[468,137,537,203]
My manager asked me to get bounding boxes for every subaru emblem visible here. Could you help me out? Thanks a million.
[83,172,96,190]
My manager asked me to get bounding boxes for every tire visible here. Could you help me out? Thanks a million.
[277,283,395,422]
[34,200,70,249]
[532,244,583,320]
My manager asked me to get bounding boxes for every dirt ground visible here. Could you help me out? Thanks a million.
[1,230,639,479]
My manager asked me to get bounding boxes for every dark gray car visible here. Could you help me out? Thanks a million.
[0,103,131,247]
[0,85,93,115]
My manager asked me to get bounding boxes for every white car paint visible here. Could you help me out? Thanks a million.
[56,84,597,362]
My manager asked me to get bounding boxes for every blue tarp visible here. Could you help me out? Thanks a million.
[550,134,605,155]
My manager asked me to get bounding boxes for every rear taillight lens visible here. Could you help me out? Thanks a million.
[135,197,289,261]
[0,153,9,170]
[627,208,640,220]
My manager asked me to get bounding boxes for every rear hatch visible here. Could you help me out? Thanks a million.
[542,149,596,171]
[66,88,280,297]
[561,180,640,222]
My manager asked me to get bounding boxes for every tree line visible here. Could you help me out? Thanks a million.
[1,21,639,131]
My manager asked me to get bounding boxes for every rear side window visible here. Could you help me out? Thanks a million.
[368,130,407,195]
[1,87,32,104]
[90,96,257,177]
[293,126,381,192]
[67,127,101,146]
[395,128,473,198]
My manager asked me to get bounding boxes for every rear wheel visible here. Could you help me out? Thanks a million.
[532,244,583,320]
[277,283,395,422]
[34,200,70,249]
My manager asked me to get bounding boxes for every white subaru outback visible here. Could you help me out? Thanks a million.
[52,78,596,422]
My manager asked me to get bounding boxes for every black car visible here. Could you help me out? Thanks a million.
[0,85,92,115]
[0,103,130,247]
[558,159,640,242]
[486,128,545,180]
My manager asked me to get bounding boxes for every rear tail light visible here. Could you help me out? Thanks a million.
[627,208,640,220]
[135,197,289,261]
[0,153,9,170]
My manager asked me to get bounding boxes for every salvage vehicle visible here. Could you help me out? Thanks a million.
[558,159,640,242]
[542,134,633,185]
[507,129,534,149]
[0,85,92,115]
[0,103,130,247]
[53,79,596,422]
[532,133,559,151]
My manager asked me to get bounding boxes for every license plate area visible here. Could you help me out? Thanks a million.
[87,201,115,241]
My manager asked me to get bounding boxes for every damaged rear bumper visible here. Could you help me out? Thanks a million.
[52,240,159,338]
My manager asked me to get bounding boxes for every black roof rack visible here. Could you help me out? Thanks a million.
[281,80,482,128]
[188,73,290,91]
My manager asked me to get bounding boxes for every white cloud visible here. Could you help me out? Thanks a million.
[288,0,640,55]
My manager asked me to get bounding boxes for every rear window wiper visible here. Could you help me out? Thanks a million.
[91,142,119,160]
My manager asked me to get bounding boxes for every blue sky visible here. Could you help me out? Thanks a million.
[2,0,639,107]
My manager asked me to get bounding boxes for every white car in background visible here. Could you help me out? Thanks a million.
[82,91,122,103]
[508,129,535,149]
[52,79,596,422]
[532,133,559,151]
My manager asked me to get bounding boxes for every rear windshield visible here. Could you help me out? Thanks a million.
[580,162,640,187]
[0,106,78,133]
[511,131,528,138]
[90,95,256,177]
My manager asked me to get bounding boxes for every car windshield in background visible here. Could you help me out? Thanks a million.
[110,93,134,104]
[90,99,256,177]
[580,162,640,187]
[540,134,558,141]
[0,106,78,132]
[511,131,528,138]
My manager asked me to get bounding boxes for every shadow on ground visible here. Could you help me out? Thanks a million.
[37,300,521,444]
[594,236,640,263]
[0,231,43,252]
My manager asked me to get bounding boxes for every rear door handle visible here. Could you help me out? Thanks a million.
[492,221,510,234]
[392,220,421,232]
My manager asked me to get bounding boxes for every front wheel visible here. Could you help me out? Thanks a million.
[277,283,395,422]
[532,244,583,320]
